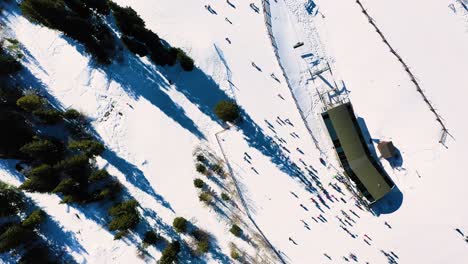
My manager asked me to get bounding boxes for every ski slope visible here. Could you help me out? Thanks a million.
[1,0,468,263]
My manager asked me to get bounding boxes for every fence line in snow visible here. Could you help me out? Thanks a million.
[214,129,286,264]
[354,0,450,146]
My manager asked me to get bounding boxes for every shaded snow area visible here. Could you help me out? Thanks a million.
[1,0,468,263]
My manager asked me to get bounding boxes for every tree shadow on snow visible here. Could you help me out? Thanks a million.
[104,54,206,139]
[238,111,318,193]
[101,148,175,213]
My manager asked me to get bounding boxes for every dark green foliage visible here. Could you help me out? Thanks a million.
[0,182,25,217]
[21,164,58,192]
[229,224,242,237]
[25,164,55,179]
[108,199,140,231]
[63,108,81,120]
[20,0,67,26]
[214,100,240,123]
[113,230,127,240]
[110,3,177,66]
[16,94,44,112]
[110,4,145,36]
[60,195,77,204]
[0,225,33,252]
[193,178,204,189]
[33,109,62,124]
[143,230,160,245]
[52,178,78,195]
[221,193,230,201]
[172,217,187,233]
[148,41,177,66]
[20,139,56,158]
[159,241,180,264]
[20,0,116,64]
[121,35,148,57]
[88,169,109,182]
[21,209,46,229]
[68,139,104,156]
[20,138,63,164]
[54,154,90,177]
[211,163,224,175]
[195,154,206,163]
[198,192,212,204]
[192,229,210,254]
[0,49,22,76]
[230,248,240,260]
[19,245,52,264]
[90,180,121,201]
[176,48,194,71]
[132,27,160,47]
[191,229,208,242]
[196,163,206,174]
[197,239,209,254]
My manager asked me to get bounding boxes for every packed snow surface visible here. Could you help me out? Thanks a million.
[1,0,468,263]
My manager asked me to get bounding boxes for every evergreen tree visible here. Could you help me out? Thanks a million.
[52,178,79,195]
[229,224,242,237]
[68,139,104,157]
[21,164,58,193]
[108,199,140,231]
[214,100,240,123]
[121,36,148,57]
[0,182,25,217]
[172,217,188,233]
[88,169,110,182]
[16,94,44,112]
[193,178,205,188]
[21,209,46,229]
[159,241,180,264]
[33,109,62,124]
[176,48,194,71]
[0,225,33,252]
[63,108,82,120]
[143,230,160,245]
[20,138,62,163]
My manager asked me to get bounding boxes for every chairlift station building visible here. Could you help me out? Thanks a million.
[322,102,394,203]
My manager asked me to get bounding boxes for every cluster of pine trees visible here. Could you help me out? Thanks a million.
[20,0,195,70]
[0,40,140,246]
[0,181,53,262]
[21,0,116,64]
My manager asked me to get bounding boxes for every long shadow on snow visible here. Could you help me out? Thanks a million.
[7,183,86,262]
[4,6,205,139]
[101,148,175,213]
[3,60,176,246]
[109,50,310,193]
[104,54,205,139]
[13,54,176,213]
[238,111,317,193]
[9,4,318,196]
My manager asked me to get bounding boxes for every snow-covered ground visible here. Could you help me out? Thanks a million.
[1,0,468,263]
